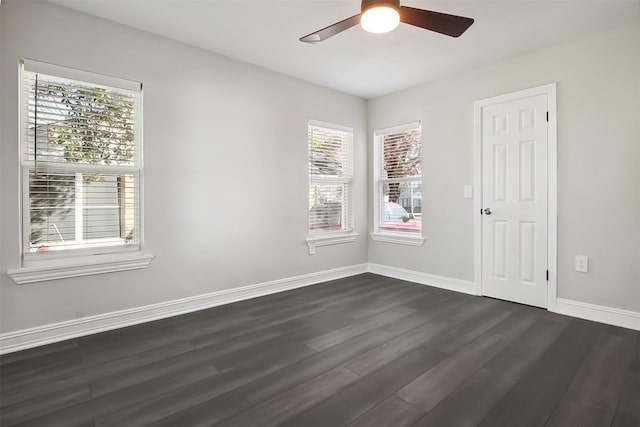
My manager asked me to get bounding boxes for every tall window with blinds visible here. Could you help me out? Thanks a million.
[20,60,142,260]
[308,121,354,234]
[375,123,422,234]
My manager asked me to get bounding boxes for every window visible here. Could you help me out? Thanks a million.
[372,122,424,246]
[10,60,152,283]
[306,120,357,253]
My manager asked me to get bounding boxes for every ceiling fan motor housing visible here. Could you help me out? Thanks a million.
[361,0,400,14]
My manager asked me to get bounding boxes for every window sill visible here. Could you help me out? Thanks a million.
[370,232,425,246]
[8,253,154,285]
[306,232,359,255]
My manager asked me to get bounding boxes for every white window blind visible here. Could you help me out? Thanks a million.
[20,61,142,259]
[308,121,354,233]
[375,123,422,233]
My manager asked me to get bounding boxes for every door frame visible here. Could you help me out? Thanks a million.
[473,83,558,310]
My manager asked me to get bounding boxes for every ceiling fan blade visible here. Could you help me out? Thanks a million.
[300,14,361,43]
[399,6,474,37]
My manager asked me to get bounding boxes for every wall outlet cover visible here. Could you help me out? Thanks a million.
[575,255,589,273]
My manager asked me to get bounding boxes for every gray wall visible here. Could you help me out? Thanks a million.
[0,1,368,332]
[368,22,640,312]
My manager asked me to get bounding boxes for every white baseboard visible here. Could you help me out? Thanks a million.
[554,298,640,331]
[0,263,368,354]
[368,263,477,296]
[368,263,640,332]
[4,261,637,354]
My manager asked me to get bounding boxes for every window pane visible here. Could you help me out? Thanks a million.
[382,128,421,179]
[29,172,76,246]
[24,72,138,167]
[308,125,351,178]
[381,181,422,232]
[309,183,345,231]
[28,171,137,252]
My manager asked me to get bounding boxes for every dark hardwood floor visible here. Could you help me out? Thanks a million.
[1,273,638,426]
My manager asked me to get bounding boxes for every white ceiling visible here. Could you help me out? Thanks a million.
[48,0,640,99]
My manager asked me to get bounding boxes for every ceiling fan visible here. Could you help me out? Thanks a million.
[300,0,474,43]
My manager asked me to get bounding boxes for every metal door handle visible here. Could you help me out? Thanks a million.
[483,208,492,215]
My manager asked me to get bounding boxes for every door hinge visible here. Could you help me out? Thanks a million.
[546,270,549,281]
[546,111,549,122]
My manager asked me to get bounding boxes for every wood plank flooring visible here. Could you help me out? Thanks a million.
[1,273,638,426]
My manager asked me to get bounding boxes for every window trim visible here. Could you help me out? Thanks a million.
[371,121,425,246]
[8,253,155,285]
[10,59,152,283]
[306,231,359,255]
[306,119,357,254]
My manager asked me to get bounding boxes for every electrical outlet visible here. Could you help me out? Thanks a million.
[575,255,589,273]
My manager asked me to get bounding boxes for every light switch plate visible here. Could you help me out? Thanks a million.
[575,255,589,273]
[463,185,473,199]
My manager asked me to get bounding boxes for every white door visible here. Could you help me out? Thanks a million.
[481,94,548,308]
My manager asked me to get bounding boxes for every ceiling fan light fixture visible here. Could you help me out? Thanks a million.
[299,0,474,44]
[360,0,400,34]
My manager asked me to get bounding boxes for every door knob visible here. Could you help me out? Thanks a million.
[483,208,492,215]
